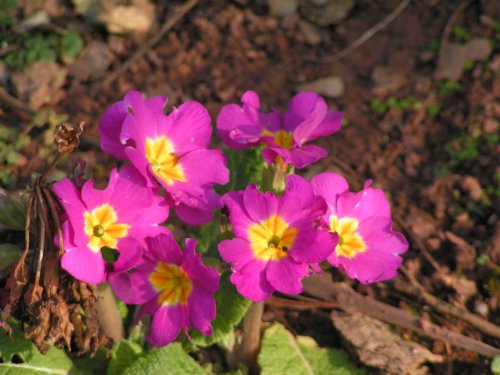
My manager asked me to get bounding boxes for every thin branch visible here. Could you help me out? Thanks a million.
[316,0,411,63]
[0,86,36,115]
[303,275,500,358]
[98,0,199,89]
[440,0,473,46]
[42,187,64,256]
[400,266,500,340]
[32,186,47,294]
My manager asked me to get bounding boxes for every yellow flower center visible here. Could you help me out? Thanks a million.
[261,130,294,149]
[248,214,297,261]
[329,215,366,258]
[145,136,186,185]
[83,204,130,253]
[149,262,193,306]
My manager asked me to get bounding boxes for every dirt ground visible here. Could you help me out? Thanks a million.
[1,0,499,373]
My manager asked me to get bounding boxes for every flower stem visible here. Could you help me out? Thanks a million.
[96,282,124,341]
[239,301,264,373]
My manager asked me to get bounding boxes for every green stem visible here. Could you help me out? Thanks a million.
[96,282,124,341]
[239,301,264,373]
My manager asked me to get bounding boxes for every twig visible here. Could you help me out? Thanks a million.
[400,266,500,340]
[42,188,64,256]
[0,43,21,58]
[267,296,337,310]
[303,274,500,358]
[316,0,411,63]
[440,0,473,46]
[98,0,199,89]
[0,86,36,115]
[393,213,442,272]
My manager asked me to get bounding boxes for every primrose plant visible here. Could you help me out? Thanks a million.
[52,90,408,349]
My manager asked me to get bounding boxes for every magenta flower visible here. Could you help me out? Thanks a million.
[216,91,342,169]
[311,172,408,284]
[218,175,336,301]
[109,234,219,347]
[99,91,229,225]
[53,165,169,284]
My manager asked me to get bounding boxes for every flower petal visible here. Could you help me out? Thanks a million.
[221,191,255,239]
[183,238,220,293]
[146,234,183,265]
[61,245,106,284]
[289,229,337,264]
[187,287,216,336]
[109,269,157,304]
[289,145,328,169]
[230,260,274,301]
[166,101,211,154]
[216,90,262,150]
[113,237,143,273]
[310,172,349,214]
[218,238,255,268]
[336,188,392,222]
[146,305,183,347]
[265,258,308,295]
[52,178,87,244]
[243,185,278,224]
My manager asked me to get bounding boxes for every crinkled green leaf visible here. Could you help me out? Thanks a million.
[0,244,21,278]
[0,195,26,231]
[190,272,251,348]
[222,147,264,193]
[107,339,144,375]
[0,321,82,375]
[122,343,204,375]
[258,323,365,375]
[492,356,500,374]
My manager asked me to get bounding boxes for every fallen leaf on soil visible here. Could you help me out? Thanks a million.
[299,20,322,45]
[69,41,113,81]
[267,0,299,17]
[299,0,356,27]
[331,311,443,375]
[434,272,478,304]
[371,66,407,95]
[445,231,477,271]
[435,38,492,80]
[101,0,155,34]
[406,207,437,240]
[10,61,67,109]
[73,0,154,33]
[460,175,483,202]
[296,76,345,98]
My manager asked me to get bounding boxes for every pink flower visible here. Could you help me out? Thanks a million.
[109,234,219,347]
[53,165,169,284]
[216,91,342,169]
[218,175,336,301]
[311,173,408,284]
[99,91,229,225]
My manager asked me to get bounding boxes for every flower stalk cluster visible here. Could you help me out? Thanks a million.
[52,90,408,348]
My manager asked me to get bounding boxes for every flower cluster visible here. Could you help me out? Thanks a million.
[53,89,408,347]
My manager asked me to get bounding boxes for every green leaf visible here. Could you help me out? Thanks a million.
[0,320,83,375]
[107,340,144,375]
[101,246,120,263]
[258,323,365,375]
[0,244,21,278]
[122,343,204,375]
[190,272,251,348]
[0,195,26,231]
[491,356,500,374]
[59,32,84,64]
[223,147,264,193]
